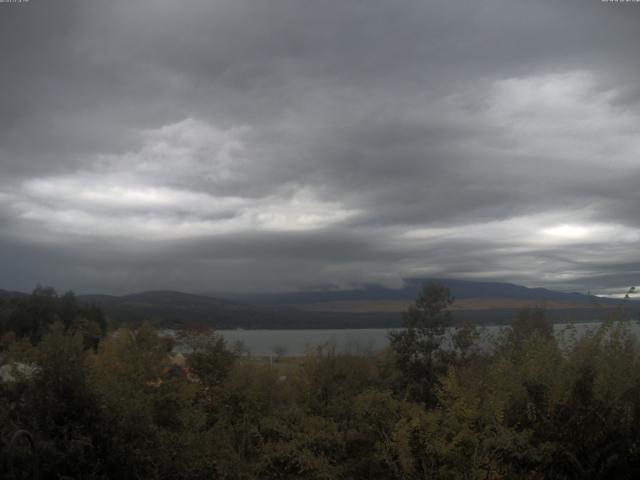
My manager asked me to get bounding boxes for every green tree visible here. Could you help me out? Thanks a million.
[388,283,454,405]
[186,330,237,388]
[18,323,107,479]
[506,306,553,350]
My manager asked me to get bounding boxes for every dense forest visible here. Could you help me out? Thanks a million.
[1,284,640,479]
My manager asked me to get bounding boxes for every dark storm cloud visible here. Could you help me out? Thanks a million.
[1,0,640,295]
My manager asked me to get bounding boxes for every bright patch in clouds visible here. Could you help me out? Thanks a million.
[542,224,590,240]
[105,117,249,184]
[486,71,640,164]
[402,214,640,248]
[3,119,358,240]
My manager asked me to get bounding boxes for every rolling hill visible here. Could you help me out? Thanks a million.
[0,289,29,300]
[3,280,638,329]
[228,278,609,304]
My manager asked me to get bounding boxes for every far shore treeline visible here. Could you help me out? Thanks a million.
[1,284,640,479]
[3,282,636,331]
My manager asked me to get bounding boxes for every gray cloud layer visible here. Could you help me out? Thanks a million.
[1,0,640,295]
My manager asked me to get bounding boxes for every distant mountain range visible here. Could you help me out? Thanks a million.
[78,290,235,309]
[227,278,611,305]
[0,289,28,300]
[1,279,637,329]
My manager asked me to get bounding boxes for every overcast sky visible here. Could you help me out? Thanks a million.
[1,0,639,295]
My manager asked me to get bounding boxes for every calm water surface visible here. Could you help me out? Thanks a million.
[164,322,640,357]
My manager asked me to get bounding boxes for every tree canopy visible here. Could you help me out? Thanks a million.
[2,283,640,479]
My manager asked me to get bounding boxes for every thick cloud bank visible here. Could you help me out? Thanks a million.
[1,0,639,294]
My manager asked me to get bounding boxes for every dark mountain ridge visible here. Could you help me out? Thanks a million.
[2,280,637,329]
[79,290,234,308]
[223,278,622,305]
[0,289,29,300]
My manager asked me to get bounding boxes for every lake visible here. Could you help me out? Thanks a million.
[164,321,640,357]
